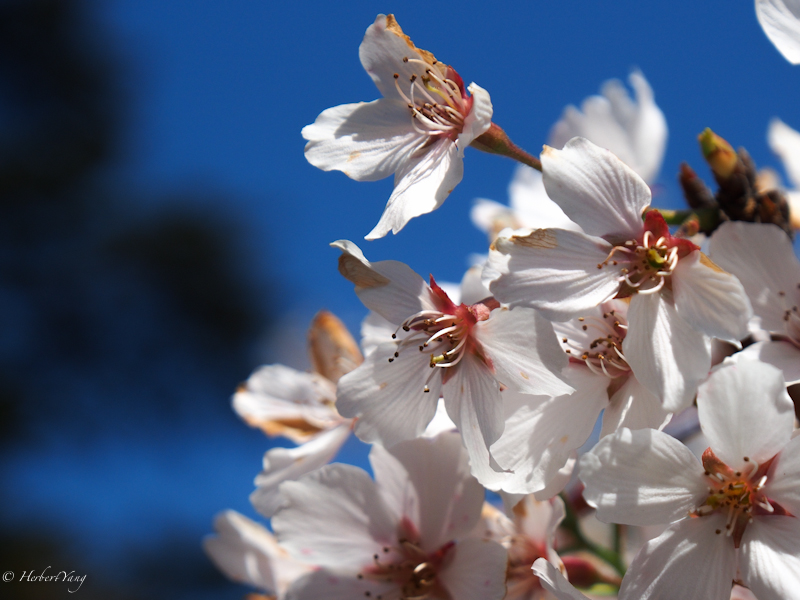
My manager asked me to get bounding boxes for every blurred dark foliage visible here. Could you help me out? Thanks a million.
[0,0,271,598]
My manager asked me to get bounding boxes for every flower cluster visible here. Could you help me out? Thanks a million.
[206,11,800,600]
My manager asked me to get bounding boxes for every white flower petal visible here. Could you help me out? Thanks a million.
[697,359,794,469]
[548,71,667,185]
[358,14,430,99]
[331,239,437,325]
[756,0,800,64]
[579,427,708,526]
[273,464,396,570]
[421,398,457,437]
[336,345,441,447]
[740,516,800,600]
[541,137,650,240]
[532,558,590,600]
[626,291,712,412]
[762,433,800,514]
[708,221,800,332]
[486,368,609,495]
[302,99,423,181]
[672,251,752,343]
[471,198,515,234]
[477,306,573,397]
[489,229,621,320]
[443,353,505,471]
[618,515,736,600]
[360,311,396,357]
[460,83,493,150]
[204,510,309,594]
[510,166,582,231]
[285,569,394,600]
[533,455,576,501]
[768,118,800,188]
[437,537,509,600]
[601,374,672,438]
[370,431,484,551]
[367,140,462,239]
[250,424,352,518]
[623,70,669,184]
[458,264,491,306]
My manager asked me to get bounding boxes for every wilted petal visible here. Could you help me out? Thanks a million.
[618,515,736,600]
[359,15,432,99]
[308,311,363,384]
[697,359,794,469]
[541,137,650,240]
[579,427,708,526]
[233,364,338,442]
[626,291,712,412]
[756,0,800,64]
[672,251,752,343]
[740,516,800,600]
[489,228,622,320]
[332,239,436,325]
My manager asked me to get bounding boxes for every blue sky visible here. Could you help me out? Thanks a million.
[93,0,800,334]
[4,1,800,597]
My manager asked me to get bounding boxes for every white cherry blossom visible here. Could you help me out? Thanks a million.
[488,137,751,411]
[234,312,360,517]
[474,496,567,600]
[709,221,800,384]
[579,359,800,600]
[332,239,573,471]
[471,301,670,497]
[549,71,667,185]
[302,14,492,239]
[756,0,800,64]
[272,432,508,600]
[204,510,311,598]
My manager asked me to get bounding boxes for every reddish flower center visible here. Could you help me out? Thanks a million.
[693,447,786,547]
[358,518,454,600]
[393,60,471,142]
[389,277,497,387]
[596,210,698,298]
[557,305,630,378]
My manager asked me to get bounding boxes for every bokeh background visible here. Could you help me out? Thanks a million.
[1,1,798,598]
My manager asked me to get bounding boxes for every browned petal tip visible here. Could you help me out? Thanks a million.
[309,310,363,383]
[385,14,439,67]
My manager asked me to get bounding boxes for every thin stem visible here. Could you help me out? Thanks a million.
[470,123,543,171]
